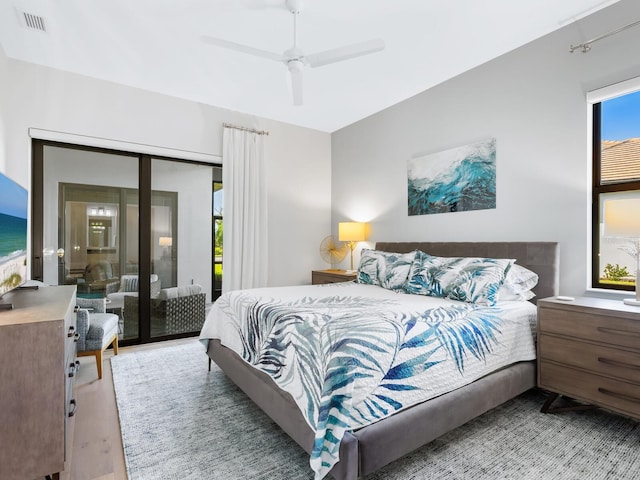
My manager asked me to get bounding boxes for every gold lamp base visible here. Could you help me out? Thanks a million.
[347,241,356,271]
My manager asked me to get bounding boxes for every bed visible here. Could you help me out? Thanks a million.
[200,241,559,479]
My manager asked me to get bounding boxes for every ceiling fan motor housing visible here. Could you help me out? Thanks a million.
[287,59,305,73]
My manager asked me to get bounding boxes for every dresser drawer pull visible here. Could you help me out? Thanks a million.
[598,387,640,403]
[67,325,75,337]
[68,362,77,378]
[598,357,640,370]
[596,327,640,338]
[68,399,77,417]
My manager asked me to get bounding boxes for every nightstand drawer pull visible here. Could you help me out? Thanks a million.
[596,327,640,338]
[598,387,640,404]
[598,357,640,370]
[68,399,77,417]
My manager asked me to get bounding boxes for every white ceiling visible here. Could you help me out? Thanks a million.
[0,0,621,132]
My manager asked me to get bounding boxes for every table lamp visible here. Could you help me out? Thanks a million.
[159,236,172,258]
[604,198,640,306]
[338,222,368,272]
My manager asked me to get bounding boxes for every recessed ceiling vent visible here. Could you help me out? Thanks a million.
[16,9,47,32]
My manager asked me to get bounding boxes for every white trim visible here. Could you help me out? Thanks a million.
[28,128,221,163]
[587,76,640,104]
[586,287,632,297]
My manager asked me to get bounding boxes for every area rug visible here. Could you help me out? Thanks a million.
[111,340,640,480]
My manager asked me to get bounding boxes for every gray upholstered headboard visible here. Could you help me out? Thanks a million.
[375,242,560,303]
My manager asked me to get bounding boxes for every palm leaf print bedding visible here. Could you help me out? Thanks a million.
[200,282,536,479]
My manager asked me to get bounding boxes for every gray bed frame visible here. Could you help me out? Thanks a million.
[206,241,560,479]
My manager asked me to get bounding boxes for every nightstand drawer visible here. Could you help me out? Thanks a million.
[540,361,640,419]
[539,308,640,349]
[539,334,640,384]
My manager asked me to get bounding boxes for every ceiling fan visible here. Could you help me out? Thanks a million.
[201,0,385,106]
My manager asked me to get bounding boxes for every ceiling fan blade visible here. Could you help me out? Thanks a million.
[289,65,303,106]
[201,35,284,62]
[305,38,385,68]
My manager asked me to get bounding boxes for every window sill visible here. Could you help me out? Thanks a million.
[585,287,637,300]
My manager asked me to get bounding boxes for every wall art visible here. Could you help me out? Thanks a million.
[408,137,496,216]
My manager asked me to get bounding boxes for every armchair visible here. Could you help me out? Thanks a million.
[124,284,206,337]
[76,297,119,380]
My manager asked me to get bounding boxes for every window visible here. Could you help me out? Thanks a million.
[592,85,640,291]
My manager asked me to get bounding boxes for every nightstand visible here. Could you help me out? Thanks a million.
[312,269,357,285]
[537,296,640,420]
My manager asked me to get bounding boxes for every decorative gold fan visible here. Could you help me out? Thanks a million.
[319,235,347,269]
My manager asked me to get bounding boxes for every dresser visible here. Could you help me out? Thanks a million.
[537,296,640,420]
[0,285,77,480]
[312,269,357,285]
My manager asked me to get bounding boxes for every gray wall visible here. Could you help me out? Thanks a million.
[331,0,640,297]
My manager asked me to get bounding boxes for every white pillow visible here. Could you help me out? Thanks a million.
[498,264,538,301]
[158,284,203,300]
[158,287,178,300]
[177,284,202,297]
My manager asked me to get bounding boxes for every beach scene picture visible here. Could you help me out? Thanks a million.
[408,138,496,216]
[0,172,28,297]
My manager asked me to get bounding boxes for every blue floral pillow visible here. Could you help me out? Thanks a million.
[404,251,514,306]
[357,249,418,290]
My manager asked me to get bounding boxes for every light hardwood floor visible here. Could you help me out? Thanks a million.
[59,338,194,480]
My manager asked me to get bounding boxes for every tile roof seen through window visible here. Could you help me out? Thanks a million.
[602,138,640,184]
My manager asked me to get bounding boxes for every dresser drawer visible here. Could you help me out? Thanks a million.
[539,361,640,419]
[539,333,640,384]
[538,308,640,349]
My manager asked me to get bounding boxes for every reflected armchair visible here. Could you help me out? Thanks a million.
[82,261,120,295]
[76,297,119,379]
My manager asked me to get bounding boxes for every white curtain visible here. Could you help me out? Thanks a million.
[222,127,268,292]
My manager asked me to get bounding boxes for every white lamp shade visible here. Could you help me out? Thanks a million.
[604,198,640,237]
[338,222,368,242]
[159,236,173,247]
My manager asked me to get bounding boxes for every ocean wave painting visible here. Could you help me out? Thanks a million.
[408,138,496,216]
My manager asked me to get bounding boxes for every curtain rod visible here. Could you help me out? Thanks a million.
[223,123,269,136]
[570,18,640,53]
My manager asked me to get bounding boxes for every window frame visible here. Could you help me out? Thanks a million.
[589,78,640,291]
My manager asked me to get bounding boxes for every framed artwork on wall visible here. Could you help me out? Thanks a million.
[407,137,496,216]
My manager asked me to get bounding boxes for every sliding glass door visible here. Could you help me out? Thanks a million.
[38,146,138,288]
[149,159,213,338]
[32,140,219,345]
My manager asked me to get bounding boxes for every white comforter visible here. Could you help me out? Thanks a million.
[200,282,537,479]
